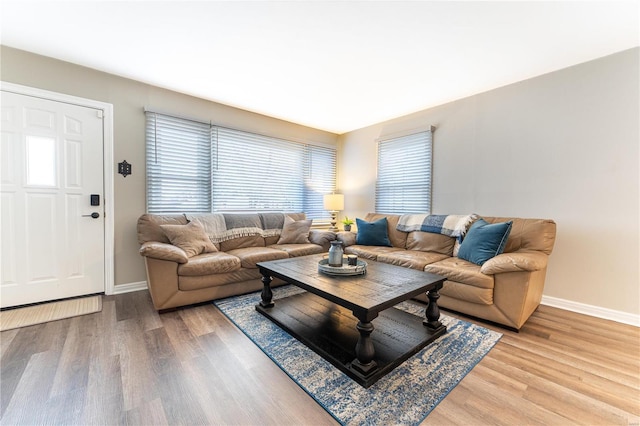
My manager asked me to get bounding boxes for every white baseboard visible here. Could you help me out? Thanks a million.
[112,281,148,295]
[541,295,640,327]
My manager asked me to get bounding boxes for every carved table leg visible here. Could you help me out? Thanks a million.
[259,272,274,308]
[424,284,444,330]
[351,320,378,376]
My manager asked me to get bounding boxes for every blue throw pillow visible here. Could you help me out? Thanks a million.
[457,219,513,265]
[356,217,392,246]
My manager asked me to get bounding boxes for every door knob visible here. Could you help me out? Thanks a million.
[82,212,100,219]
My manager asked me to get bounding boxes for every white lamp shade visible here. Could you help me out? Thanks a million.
[323,194,344,211]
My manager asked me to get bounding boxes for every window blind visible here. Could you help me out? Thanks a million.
[146,113,211,213]
[375,129,433,214]
[304,144,337,220]
[212,127,305,212]
[145,111,336,220]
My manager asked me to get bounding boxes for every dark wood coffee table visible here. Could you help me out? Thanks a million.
[255,254,447,388]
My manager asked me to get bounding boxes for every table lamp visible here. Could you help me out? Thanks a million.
[323,194,344,232]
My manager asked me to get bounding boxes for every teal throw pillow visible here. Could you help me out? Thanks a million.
[356,217,392,247]
[457,219,513,265]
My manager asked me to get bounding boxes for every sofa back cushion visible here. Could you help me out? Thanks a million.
[406,231,455,255]
[482,217,556,255]
[364,213,407,248]
[137,213,187,244]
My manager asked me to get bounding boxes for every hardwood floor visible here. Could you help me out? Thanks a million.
[1,290,638,425]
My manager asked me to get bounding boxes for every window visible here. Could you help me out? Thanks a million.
[146,112,336,221]
[375,128,433,214]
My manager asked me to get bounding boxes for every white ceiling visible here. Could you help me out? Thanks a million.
[1,1,638,134]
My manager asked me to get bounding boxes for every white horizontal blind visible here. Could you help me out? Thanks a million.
[146,112,211,213]
[212,127,305,212]
[145,111,336,219]
[375,129,433,214]
[304,144,337,221]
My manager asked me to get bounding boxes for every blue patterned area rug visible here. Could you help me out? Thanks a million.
[214,286,502,425]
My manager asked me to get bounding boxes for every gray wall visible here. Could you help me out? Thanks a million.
[338,48,639,316]
[0,46,339,287]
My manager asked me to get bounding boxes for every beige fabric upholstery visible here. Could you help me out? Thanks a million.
[269,243,325,257]
[138,212,555,329]
[139,242,189,264]
[377,250,449,270]
[406,231,455,255]
[220,235,265,251]
[425,257,494,289]
[177,252,241,276]
[439,280,494,305]
[226,247,289,269]
[349,214,556,329]
[139,212,327,310]
[137,213,187,244]
[344,245,405,261]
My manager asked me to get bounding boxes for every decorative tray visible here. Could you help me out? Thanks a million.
[318,258,367,276]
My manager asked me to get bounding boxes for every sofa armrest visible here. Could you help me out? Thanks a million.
[336,231,357,247]
[139,241,189,264]
[480,250,548,275]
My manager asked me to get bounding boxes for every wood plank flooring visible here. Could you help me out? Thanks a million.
[1,290,638,425]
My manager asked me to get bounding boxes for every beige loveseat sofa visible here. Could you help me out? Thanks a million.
[338,213,556,330]
[137,212,335,310]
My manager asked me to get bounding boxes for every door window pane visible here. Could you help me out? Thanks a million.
[26,136,56,186]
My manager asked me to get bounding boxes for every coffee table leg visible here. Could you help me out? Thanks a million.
[351,320,378,376]
[259,272,274,308]
[424,283,444,330]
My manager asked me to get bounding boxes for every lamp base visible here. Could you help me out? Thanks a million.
[329,211,338,232]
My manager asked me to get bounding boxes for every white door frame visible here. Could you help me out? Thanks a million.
[1,81,115,295]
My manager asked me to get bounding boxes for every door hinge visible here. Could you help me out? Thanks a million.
[97,110,103,119]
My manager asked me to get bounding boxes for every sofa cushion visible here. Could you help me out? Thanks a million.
[457,219,512,265]
[425,257,494,289]
[356,217,391,246]
[160,222,218,258]
[226,247,289,268]
[277,216,312,244]
[177,252,242,276]
[220,235,266,251]
[269,243,325,257]
[344,245,404,261]
[406,231,455,255]
[377,250,449,270]
[483,217,556,255]
[364,213,407,248]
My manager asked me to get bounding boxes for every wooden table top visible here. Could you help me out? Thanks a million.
[257,253,446,316]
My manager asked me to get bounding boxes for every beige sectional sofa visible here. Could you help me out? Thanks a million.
[137,212,335,310]
[338,213,557,330]
[138,210,555,330]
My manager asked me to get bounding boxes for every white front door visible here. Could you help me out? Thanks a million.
[1,91,105,308]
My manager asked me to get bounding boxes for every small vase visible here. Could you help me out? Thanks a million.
[344,225,351,232]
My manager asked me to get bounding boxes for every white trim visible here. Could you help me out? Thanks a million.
[541,295,640,327]
[1,82,116,296]
[111,281,148,294]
